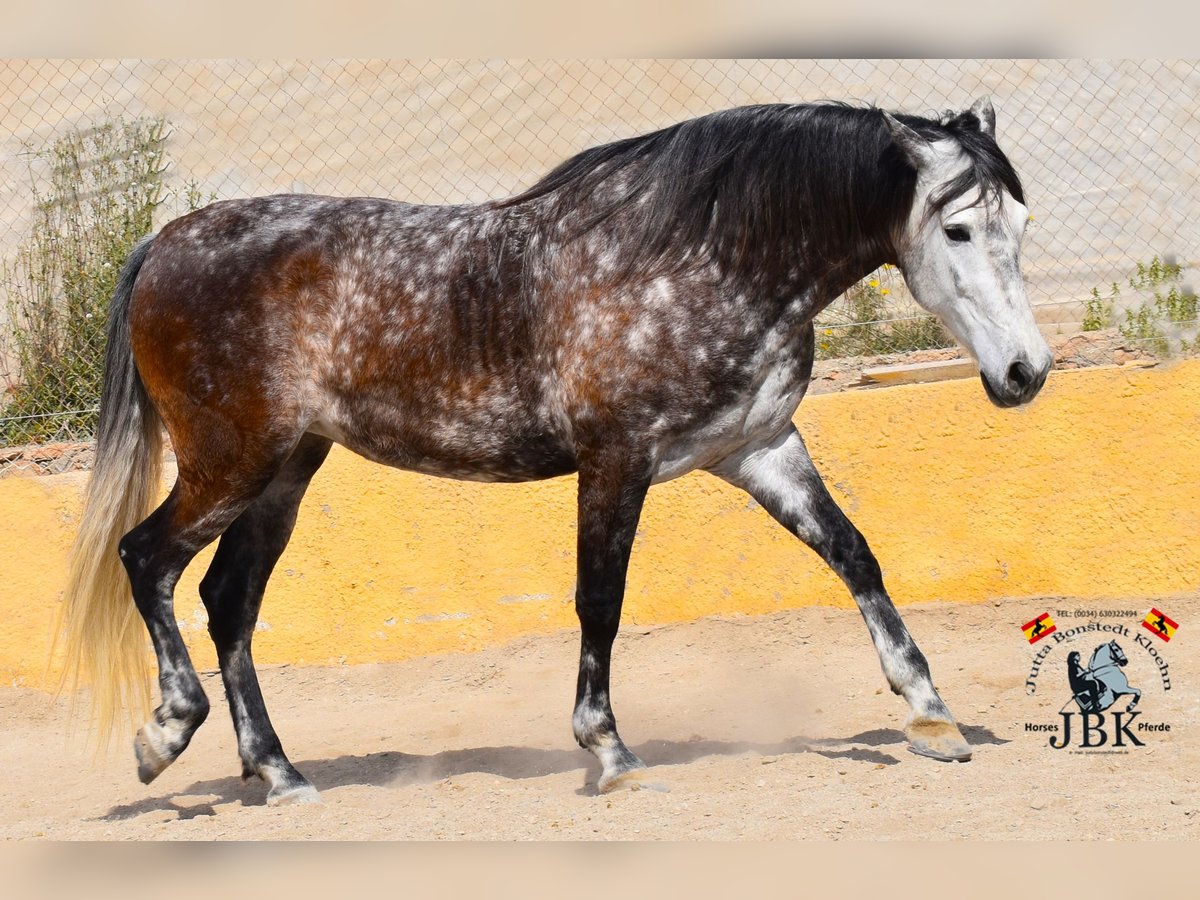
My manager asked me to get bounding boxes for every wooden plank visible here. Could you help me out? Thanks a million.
[858,358,978,387]
[858,357,1159,390]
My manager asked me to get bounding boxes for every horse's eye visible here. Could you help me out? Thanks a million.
[944,225,971,243]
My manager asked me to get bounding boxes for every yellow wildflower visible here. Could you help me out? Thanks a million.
[868,279,879,288]
[881,289,890,296]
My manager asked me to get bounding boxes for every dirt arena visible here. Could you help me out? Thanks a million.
[2,596,1196,840]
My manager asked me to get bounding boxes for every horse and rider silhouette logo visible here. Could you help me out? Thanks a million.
[1065,640,1141,714]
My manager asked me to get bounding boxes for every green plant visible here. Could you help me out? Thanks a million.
[1129,256,1183,292]
[1,118,206,445]
[815,267,955,360]
[1082,285,1117,332]
[1085,257,1196,356]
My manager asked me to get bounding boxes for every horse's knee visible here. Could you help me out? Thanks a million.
[198,569,229,624]
[200,541,265,643]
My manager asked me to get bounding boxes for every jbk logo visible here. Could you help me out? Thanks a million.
[1024,637,1171,751]
[1048,710,1144,749]
[1022,610,1178,753]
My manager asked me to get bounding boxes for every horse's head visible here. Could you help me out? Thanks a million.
[1109,640,1128,667]
[885,98,1053,408]
[1089,640,1127,669]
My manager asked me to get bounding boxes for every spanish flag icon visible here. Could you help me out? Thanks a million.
[1022,613,1056,644]
[1142,608,1179,642]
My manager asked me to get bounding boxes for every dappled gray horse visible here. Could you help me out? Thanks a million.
[61,98,1051,804]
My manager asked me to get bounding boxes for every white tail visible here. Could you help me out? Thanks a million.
[54,235,162,748]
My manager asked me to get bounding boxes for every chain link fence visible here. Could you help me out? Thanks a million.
[1,59,1197,472]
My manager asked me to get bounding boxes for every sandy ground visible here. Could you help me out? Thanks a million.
[2,597,1197,840]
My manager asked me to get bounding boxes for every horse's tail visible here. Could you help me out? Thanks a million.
[55,234,162,748]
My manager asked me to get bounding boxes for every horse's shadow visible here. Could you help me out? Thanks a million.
[96,723,1008,820]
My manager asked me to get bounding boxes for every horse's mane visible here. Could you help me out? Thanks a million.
[495,102,1024,290]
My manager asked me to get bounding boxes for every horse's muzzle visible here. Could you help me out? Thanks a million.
[981,357,1051,408]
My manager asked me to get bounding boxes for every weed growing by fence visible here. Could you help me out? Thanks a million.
[0,118,203,445]
[1083,257,1197,356]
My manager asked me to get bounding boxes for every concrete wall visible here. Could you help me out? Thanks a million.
[4,361,1198,687]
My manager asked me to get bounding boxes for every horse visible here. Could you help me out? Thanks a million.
[1068,641,1141,713]
[59,97,1052,805]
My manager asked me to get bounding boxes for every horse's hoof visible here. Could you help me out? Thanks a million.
[134,722,176,784]
[598,767,671,794]
[266,783,322,807]
[905,717,973,762]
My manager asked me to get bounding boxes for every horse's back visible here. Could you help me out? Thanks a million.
[128,195,578,483]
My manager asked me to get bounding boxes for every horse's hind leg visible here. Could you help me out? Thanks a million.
[120,491,211,783]
[121,473,282,784]
[711,425,972,762]
[198,434,332,806]
[572,447,658,793]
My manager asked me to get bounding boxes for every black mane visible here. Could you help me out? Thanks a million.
[497,102,1024,293]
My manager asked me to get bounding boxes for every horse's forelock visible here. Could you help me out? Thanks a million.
[919,113,1025,222]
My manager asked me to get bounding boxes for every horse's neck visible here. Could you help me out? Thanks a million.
[585,155,897,310]
[722,191,895,308]
[781,257,891,321]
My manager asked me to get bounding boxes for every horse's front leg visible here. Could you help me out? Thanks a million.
[572,446,658,793]
[711,425,972,762]
[199,435,332,806]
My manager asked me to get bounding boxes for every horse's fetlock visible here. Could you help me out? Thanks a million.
[158,694,210,731]
[573,705,614,749]
[573,721,599,748]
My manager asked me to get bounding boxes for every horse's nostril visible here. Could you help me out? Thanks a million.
[1007,360,1034,393]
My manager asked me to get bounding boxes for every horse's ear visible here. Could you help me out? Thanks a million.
[882,111,937,170]
[968,96,996,138]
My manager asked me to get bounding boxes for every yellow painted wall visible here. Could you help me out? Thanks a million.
[4,361,1199,688]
